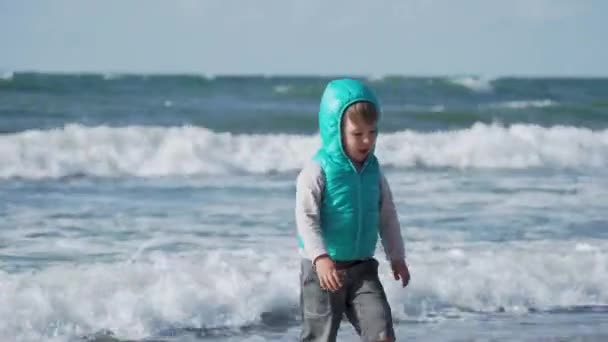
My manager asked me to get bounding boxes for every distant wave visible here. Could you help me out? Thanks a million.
[447,76,496,93]
[0,71,14,81]
[1,123,607,179]
[485,99,557,109]
[102,73,125,80]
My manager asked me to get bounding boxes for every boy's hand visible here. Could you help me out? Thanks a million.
[314,255,343,291]
[391,259,410,287]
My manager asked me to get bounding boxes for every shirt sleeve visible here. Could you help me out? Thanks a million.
[295,161,328,262]
[378,171,406,261]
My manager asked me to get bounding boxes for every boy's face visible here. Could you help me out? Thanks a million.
[341,115,377,164]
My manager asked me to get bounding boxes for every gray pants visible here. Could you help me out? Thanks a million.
[299,258,395,342]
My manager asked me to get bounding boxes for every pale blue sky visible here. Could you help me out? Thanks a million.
[1,0,606,76]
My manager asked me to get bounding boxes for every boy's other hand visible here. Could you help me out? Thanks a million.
[391,259,410,287]
[314,255,343,291]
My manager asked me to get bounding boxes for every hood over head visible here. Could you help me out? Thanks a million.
[317,78,381,163]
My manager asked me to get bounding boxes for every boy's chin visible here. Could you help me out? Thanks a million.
[350,154,369,164]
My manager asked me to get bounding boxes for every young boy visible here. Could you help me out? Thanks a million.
[296,78,410,342]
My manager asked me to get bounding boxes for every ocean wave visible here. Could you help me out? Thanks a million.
[0,71,14,81]
[1,241,607,341]
[484,99,557,109]
[447,76,496,93]
[1,123,607,180]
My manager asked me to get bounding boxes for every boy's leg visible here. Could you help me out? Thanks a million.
[300,259,346,342]
[345,259,395,342]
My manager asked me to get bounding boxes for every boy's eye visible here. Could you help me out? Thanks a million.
[352,132,363,137]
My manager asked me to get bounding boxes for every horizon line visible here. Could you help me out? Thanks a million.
[2,68,608,80]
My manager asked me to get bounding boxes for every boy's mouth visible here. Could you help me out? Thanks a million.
[358,149,370,155]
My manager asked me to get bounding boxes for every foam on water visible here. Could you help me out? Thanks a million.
[0,71,14,81]
[1,123,607,180]
[447,76,495,93]
[485,99,557,109]
[1,240,607,342]
[0,249,297,342]
[380,122,608,169]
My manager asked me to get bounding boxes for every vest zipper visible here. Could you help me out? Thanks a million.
[356,172,362,257]
[355,160,369,258]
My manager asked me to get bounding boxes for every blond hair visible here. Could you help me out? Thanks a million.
[343,101,378,126]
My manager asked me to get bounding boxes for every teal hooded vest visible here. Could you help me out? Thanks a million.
[303,78,382,261]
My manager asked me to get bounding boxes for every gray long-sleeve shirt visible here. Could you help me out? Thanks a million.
[295,160,406,262]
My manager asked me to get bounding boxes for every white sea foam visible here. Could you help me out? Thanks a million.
[102,73,123,81]
[448,76,495,93]
[485,99,557,109]
[1,240,607,341]
[272,84,291,94]
[0,71,14,81]
[1,123,607,180]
